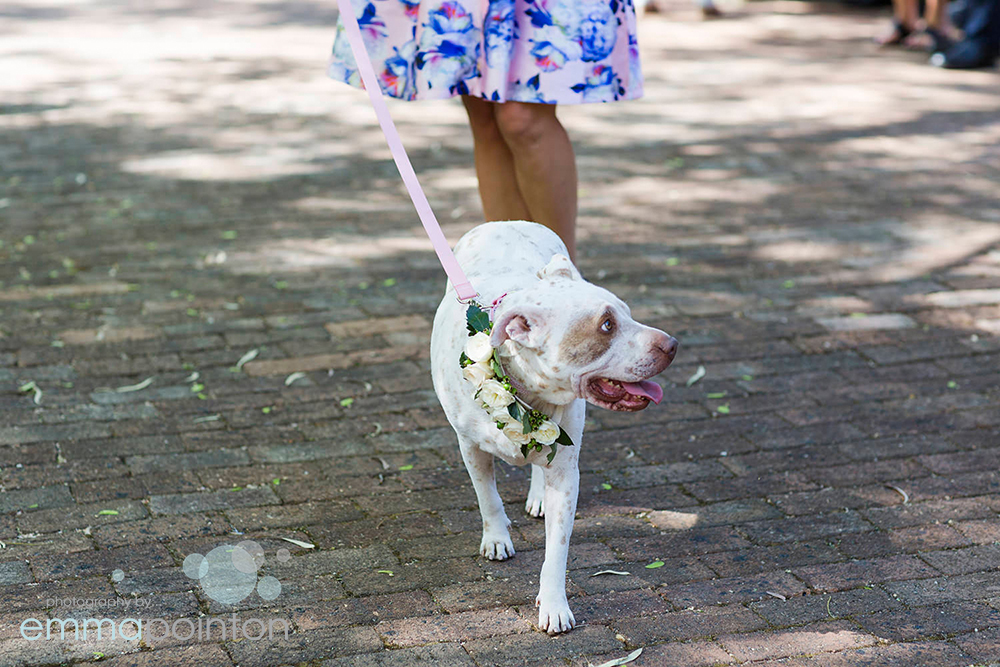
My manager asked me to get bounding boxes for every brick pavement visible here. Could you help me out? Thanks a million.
[2,0,999,665]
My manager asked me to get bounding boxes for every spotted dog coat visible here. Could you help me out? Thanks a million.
[430,221,677,634]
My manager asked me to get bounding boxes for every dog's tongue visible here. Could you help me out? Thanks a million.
[622,381,663,405]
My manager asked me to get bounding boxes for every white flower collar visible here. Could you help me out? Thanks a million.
[460,302,575,464]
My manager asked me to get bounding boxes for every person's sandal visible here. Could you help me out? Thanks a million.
[876,19,912,46]
[925,27,955,53]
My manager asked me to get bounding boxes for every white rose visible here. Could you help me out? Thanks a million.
[478,379,514,409]
[490,406,516,426]
[503,422,533,446]
[465,332,494,363]
[533,420,561,446]
[462,361,493,388]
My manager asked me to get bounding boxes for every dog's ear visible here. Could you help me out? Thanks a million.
[491,307,546,349]
[538,254,581,282]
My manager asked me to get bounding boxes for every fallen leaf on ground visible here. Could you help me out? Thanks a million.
[685,366,706,387]
[591,648,643,667]
[280,537,315,549]
[235,348,259,370]
[115,377,153,393]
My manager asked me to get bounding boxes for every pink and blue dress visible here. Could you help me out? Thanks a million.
[328,0,644,104]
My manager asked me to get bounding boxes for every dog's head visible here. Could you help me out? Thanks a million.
[491,254,677,411]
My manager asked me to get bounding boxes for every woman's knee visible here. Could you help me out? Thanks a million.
[463,96,503,142]
[494,102,555,148]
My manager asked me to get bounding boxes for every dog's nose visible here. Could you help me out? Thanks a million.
[656,335,678,365]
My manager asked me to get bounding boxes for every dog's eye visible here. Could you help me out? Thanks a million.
[600,318,614,334]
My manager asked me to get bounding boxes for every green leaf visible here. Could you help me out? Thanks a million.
[230,486,243,491]
[601,483,612,490]
[272,478,281,485]
[274,280,288,290]
[96,510,119,516]
[947,381,958,389]
[665,257,680,267]
[547,445,558,464]
[507,402,521,420]
[716,404,731,415]
[27,503,39,509]
[466,303,491,334]
[491,358,503,378]
[399,464,414,471]
[554,429,575,448]
[377,570,394,576]
[261,406,272,414]
[645,560,665,569]
[522,411,533,435]
[520,443,530,458]
[382,278,396,287]
[706,392,727,399]
[741,375,754,381]
[220,230,237,240]
[340,397,354,408]
[190,383,205,393]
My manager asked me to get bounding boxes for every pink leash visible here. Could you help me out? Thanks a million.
[335,0,479,303]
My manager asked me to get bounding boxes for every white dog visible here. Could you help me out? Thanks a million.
[430,221,677,634]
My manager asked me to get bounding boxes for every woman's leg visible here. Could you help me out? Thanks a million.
[461,95,532,224]
[492,102,578,259]
[878,0,919,43]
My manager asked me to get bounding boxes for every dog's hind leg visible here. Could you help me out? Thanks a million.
[459,440,515,560]
[525,464,545,518]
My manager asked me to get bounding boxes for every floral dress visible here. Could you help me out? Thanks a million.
[328,0,643,104]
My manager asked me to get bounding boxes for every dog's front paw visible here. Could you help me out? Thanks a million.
[480,532,515,560]
[525,495,544,518]
[536,594,575,635]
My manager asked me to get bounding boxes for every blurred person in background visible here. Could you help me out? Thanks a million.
[931,0,1000,67]
[645,0,723,18]
[876,0,959,51]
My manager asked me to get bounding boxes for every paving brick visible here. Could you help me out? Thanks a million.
[293,590,438,630]
[663,570,807,607]
[598,641,735,667]
[920,544,1000,575]
[719,620,877,662]
[885,570,1000,606]
[463,624,620,667]
[0,485,74,514]
[92,644,234,667]
[795,555,938,592]
[341,557,484,596]
[226,626,384,666]
[863,498,994,528]
[616,603,767,643]
[954,625,1000,663]
[126,448,249,474]
[0,560,32,586]
[321,643,475,667]
[30,543,173,581]
[750,587,901,627]
[954,519,1000,544]
[377,608,530,647]
[148,486,279,514]
[616,526,753,561]
[741,512,873,545]
[17,499,147,533]
[701,540,842,577]
[757,640,975,667]
[857,600,1000,641]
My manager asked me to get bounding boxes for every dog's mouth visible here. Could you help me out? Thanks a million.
[585,377,664,412]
